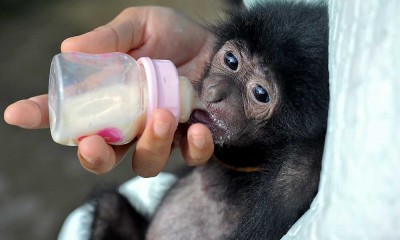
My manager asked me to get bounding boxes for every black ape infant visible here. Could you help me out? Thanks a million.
[89,1,329,239]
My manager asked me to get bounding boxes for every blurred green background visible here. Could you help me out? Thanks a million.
[0,0,225,239]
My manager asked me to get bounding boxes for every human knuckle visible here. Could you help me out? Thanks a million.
[120,7,137,16]
[136,141,169,160]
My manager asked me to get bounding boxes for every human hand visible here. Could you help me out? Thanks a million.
[4,6,214,176]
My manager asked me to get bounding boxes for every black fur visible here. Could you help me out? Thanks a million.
[89,190,148,240]
[89,1,328,239]
[211,1,329,141]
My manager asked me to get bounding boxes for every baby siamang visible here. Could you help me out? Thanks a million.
[88,1,329,239]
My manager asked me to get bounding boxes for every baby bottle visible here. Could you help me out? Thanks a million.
[48,52,200,146]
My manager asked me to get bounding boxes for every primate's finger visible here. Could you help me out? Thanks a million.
[181,124,214,166]
[132,109,176,178]
[61,7,147,54]
[4,95,49,129]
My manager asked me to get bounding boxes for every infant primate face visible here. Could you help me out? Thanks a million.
[190,41,280,146]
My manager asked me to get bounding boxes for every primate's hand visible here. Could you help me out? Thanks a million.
[4,6,214,176]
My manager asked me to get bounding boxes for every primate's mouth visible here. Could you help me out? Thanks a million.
[190,109,230,144]
[190,109,214,125]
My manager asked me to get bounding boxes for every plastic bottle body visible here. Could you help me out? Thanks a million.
[49,52,147,146]
[48,52,199,146]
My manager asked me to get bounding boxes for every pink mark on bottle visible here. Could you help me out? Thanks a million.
[97,128,123,143]
[77,135,88,142]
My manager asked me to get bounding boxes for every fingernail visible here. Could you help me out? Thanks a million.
[78,151,98,166]
[191,133,207,149]
[154,119,172,138]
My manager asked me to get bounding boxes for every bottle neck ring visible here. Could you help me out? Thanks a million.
[137,57,181,125]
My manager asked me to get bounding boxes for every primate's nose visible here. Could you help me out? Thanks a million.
[205,80,231,103]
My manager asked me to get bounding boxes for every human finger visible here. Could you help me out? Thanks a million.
[129,7,209,64]
[180,123,214,166]
[61,7,147,54]
[4,95,49,129]
[77,135,132,174]
[132,109,176,177]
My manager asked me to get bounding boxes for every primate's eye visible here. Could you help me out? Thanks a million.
[253,85,270,103]
[224,52,238,70]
